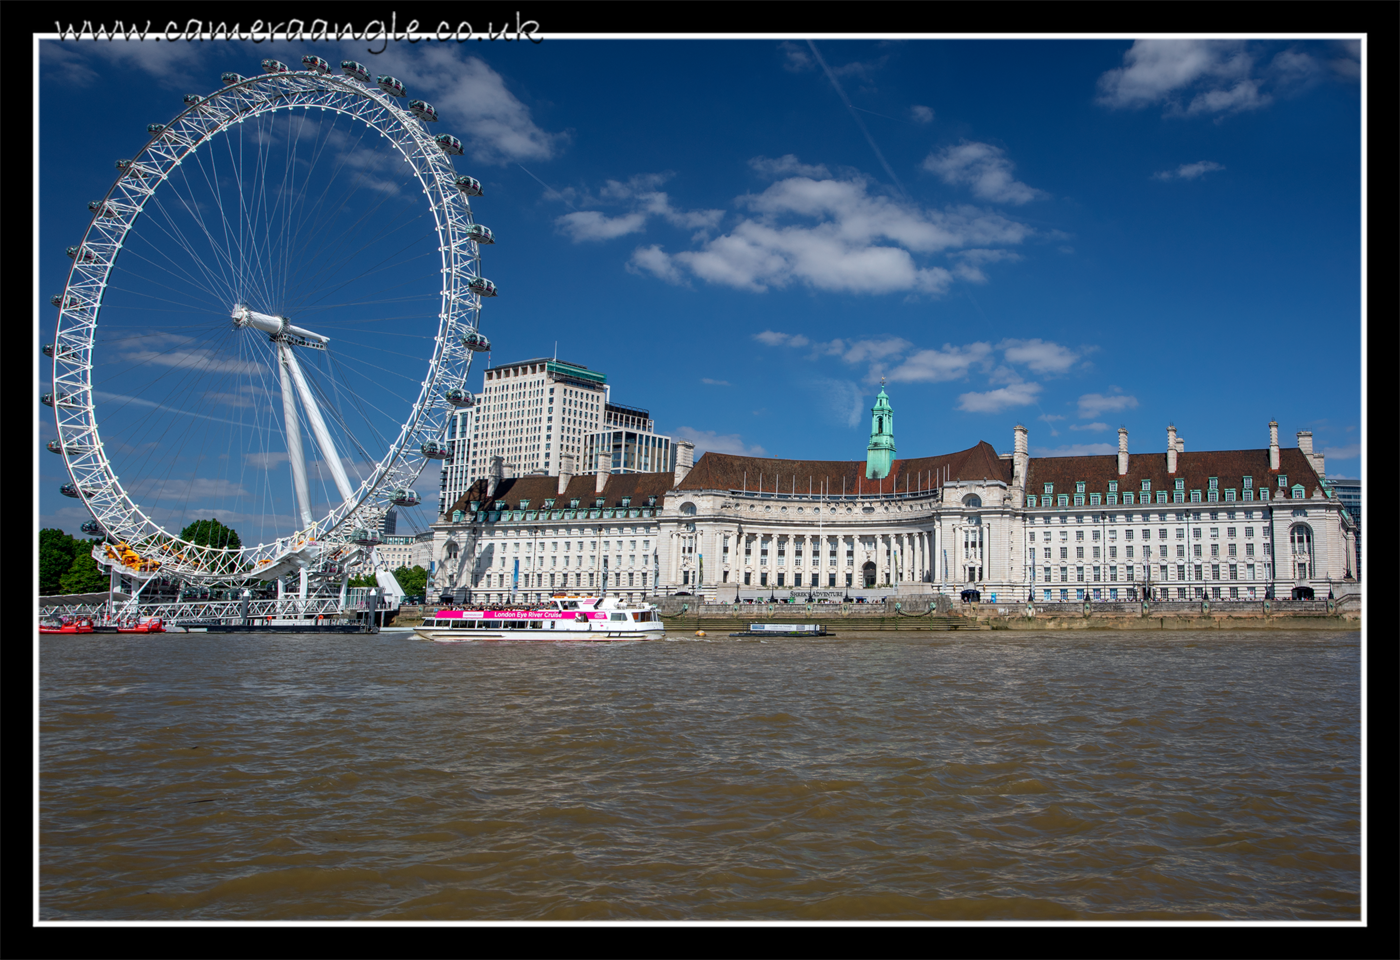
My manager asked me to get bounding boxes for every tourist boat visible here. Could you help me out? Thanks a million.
[115,617,166,634]
[39,617,94,635]
[415,595,664,642]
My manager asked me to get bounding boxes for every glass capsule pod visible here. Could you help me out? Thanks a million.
[445,388,476,408]
[66,246,96,263]
[434,134,464,156]
[115,159,147,178]
[467,277,497,298]
[220,72,244,86]
[183,94,205,107]
[408,100,439,122]
[89,200,118,218]
[81,519,105,537]
[43,343,55,358]
[147,123,167,136]
[261,59,290,74]
[461,331,492,352]
[421,440,451,460]
[41,393,55,407]
[301,55,332,75]
[464,223,495,245]
[50,294,77,308]
[391,488,421,507]
[349,527,381,545]
[59,483,96,499]
[341,60,371,83]
[377,75,406,97]
[455,175,484,197]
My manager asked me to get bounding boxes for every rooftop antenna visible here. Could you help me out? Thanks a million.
[554,340,558,360]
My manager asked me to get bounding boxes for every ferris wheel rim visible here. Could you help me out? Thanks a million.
[49,68,488,581]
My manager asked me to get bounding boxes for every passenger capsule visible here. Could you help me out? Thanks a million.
[183,94,205,107]
[115,159,148,178]
[341,60,371,83]
[43,343,55,358]
[445,388,476,408]
[147,123,167,136]
[261,59,290,74]
[81,519,105,537]
[421,440,452,460]
[221,72,245,86]
[408,99,439,122]
[50,294,75,308]
[47,439,84,455]
[301,55,332,75]
[464,223,495,245]
[434,134,463,156]
[41,393,54,407]
[60,482,97,499]
[467,277,497,298]
[377,75,407,97]
[462,331,492,352]
[66,246,96,263]
[454,175,484,197]
[89,200,118,218]
[391,488,421,507]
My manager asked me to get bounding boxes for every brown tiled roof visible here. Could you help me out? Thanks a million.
[676,441,1012,494]
[1024,447,1324,496]
[447,472,674,515]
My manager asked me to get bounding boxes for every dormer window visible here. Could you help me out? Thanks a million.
[1243,476,1253,489]
[1043,482,1054,495]
[595,497,606,507]
[1108,481,1118,493]
[1278,475,1287,488]
[518,499,530,509]
[1075,481,1085,494]
[620,497,632,508]
[1208,477,1218,489]
[1175,478,1185,491]
[1141,479,1151,492]
[542,498,556,509]
[569,498,580,509]
[646,496,657,507]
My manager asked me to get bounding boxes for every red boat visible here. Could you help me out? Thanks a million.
[39,617,94,635]
[115,617,165,634]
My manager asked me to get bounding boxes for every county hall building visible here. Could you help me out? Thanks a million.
[432,390,1358,605]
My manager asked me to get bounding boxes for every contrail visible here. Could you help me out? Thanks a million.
[807,40,908,201]
[516,163,578,210]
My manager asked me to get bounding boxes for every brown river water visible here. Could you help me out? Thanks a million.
[38,629,1361,922]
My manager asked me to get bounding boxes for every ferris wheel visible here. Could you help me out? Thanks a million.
[45,56,496,582]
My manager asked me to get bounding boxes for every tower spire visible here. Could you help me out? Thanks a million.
[866,386,895,480]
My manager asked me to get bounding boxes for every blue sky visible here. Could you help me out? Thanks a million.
[37,35,1364,540]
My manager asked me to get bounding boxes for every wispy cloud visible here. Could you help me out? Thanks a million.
[1069,422,1110,432]
[1033,443,1118,457]
[674,427,767,457]
[700,378,731,386]
[1320,443,1359,461]
[923,141,1043,205]
[556,172,723,243]
[957,382,1042,413]
[910,105,935,124]
[749,155,832,180]
[1153,160,1226,181]
[1077,391,1139,419]
[634,171,1031,295]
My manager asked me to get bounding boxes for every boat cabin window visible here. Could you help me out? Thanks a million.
[610,613,628,621]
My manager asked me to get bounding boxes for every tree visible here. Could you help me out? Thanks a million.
[40,528,78,595]
[179,518,243,575]
[59,546,109,594]
[394,565,428,597]
[348,573,378,588]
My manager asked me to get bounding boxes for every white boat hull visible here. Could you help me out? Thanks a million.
[413,596,665,642]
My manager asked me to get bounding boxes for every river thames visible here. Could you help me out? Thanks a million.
[38,629,1360,922]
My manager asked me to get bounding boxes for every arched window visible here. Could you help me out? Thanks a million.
[877,416,883,433]
[680,502,697,516]
[962,493,982,508]
[444,542,459,560]
[1289,524,1313,580]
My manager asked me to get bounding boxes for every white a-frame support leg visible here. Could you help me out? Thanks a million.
[282,343,355,504]
[279,343,314,529]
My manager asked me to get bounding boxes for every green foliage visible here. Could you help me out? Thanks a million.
[179,517,242,551]
[347,573,378,588]
[39,528,78,595]
[394,565,429,597]
[59,547,109,594]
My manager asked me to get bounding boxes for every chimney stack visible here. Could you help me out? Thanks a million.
[1297,430,1324,477]
[1117,426,1129,476]
[674,440,695,486]
[1166,423,1178,474]
[486,455,504,499]
[1269,421,1280,471]
[1176,436,1184,454]
[595,450,610,494]
[1012,424,1029,491]
[558,452,575,496]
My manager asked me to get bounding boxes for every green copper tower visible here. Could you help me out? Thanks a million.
[866,384,895,479]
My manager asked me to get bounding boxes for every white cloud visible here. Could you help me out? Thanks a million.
[749,155,833,180]
[627,244,684,283]
[1070,422,1110,432]
[779,41,813,72]
[40,37,209,87]
[1096,40,1273,117]
[910,105,935,124]
[957,382,1042,413]
[557,210,648,242]
[813,379,867,428]
[1077,392,1140,419]
[700,378,731,386]
[922,142,1042,205]
[997,338,1080,375]
[640,174,1030,295]
[887,343,994,384]
[1153,160,1226,181]
[368,47,562,164]
[1033,443,1118,457]
[674,427,767,457]
[754,330,810,348]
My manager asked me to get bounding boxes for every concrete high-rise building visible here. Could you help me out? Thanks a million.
[1329,478,1361,580]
